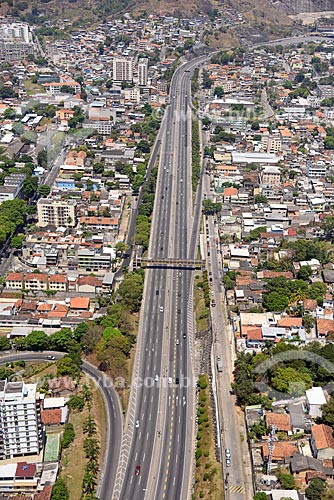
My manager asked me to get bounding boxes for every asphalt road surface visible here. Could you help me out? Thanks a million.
[114,54,209,500]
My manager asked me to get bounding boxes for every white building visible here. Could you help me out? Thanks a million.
[0,380,43,459]
[306,386,327,418]
[138,58,148,86]
[113,57,133,82]
[37,198,77,227]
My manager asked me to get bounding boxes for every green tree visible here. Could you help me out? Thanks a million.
[214,86,224,98]
[297,265,312,281]
[37,184,51,197]
[11,234,25,249]
[321,396,334,427]
[202,199,222,215]
[56,355,80,377]
[51,477,68,500]
[276,468,296,489]
[254,194,268,204]
[271,367,312,395]
[305,479,326,500]
[61,423,75,448]
[117,272,144,312]
[3,108,17,119]
[0,337,10,350]
[25,330,48,351]
[253,493,268,500]
[303,314,315,333]
[67,395,84,411]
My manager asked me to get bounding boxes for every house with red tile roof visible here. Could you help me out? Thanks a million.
[265,412,292,434]
[311,424,334,460]
[262,441,297,464]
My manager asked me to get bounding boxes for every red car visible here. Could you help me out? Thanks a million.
[135,466,141,476]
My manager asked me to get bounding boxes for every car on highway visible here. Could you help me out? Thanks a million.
[155,374,159,382]
[225,448,231,458]
[183,333,187,339]
[135,419,140,428]
[175,377,179,384]
[135,465,141,476]
[226,458,231,467]
[47,355,55,360]
[176,339,180,345]
[168,377,172,384]
[160,306,164,312]
[211,300,216,307]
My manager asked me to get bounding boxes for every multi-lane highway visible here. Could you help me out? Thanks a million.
[113,55,208,500]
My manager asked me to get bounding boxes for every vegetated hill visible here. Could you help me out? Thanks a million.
[269,0,333,14]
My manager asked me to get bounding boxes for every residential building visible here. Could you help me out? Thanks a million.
[0,380,43,459]
[113,57,133,82]
[42,81,81,95]
[76,249,112,271]
[261,166,281,186]
[306,387,327,419]
[138,58,148,86]
[317,85,334,99]
[307,162,327,178]
[0,174,25,204]
[37,199,77,228]
[311,424,334,460]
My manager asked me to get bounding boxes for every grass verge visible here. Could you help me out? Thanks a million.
[193,374,224,500]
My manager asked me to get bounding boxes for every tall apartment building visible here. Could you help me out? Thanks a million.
[0,22,34,62]
[0,380,43,459]
[37,198,77,227]
[113,57,133,82]
[138,58,148,86]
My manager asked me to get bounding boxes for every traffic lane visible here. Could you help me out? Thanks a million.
[165,275,190,500]
[121,268,166,499]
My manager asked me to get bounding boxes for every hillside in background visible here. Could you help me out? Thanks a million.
[0,0,332,42]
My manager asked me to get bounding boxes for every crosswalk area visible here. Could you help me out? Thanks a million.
[229,485,246,494]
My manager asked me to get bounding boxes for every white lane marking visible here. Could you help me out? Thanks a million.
[142,413,145,420]
[176,454,178,463]
[149,412,152,421]
[154,364,156,371]
[139,475,142,485]
[146,432,149,441]
[179,415,181,423]
[151,395,154,403]
[139,431,142,440]
[177,434,180,443]
[173,476,176,486]
[130,476,133,485]
[135,451,138,461]
[143,452,146,462]
[144,395,147,403]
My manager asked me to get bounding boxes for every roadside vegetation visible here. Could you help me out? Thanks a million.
[193,374,223,500]
[192,117,200,191]
[194,273,210,331]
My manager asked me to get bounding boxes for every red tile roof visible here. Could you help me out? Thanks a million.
[312,424,334,450]
[265,412,291,432]
[70,297,90,310]
[41,409,62,425]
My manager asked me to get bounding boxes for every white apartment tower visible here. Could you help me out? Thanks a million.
[37,198,77,227]
[113,57,133,82]
[0,380,43,459]
[138,58,148,86]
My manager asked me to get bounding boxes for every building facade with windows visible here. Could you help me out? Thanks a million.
[37,199,77,228]
[0,381,43,459]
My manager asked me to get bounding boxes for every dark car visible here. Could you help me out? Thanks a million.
[135,465,141,476]
[176,377,180,384]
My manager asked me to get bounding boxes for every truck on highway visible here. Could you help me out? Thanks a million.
[217,355,223,372]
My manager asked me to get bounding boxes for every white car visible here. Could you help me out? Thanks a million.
[155,374,159,382]
[135,419,140,428]
[168,377,172,384]
[160,306,164,313]
[225,448,231,459]
[176,339,180,345]
[226,458,231,467]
